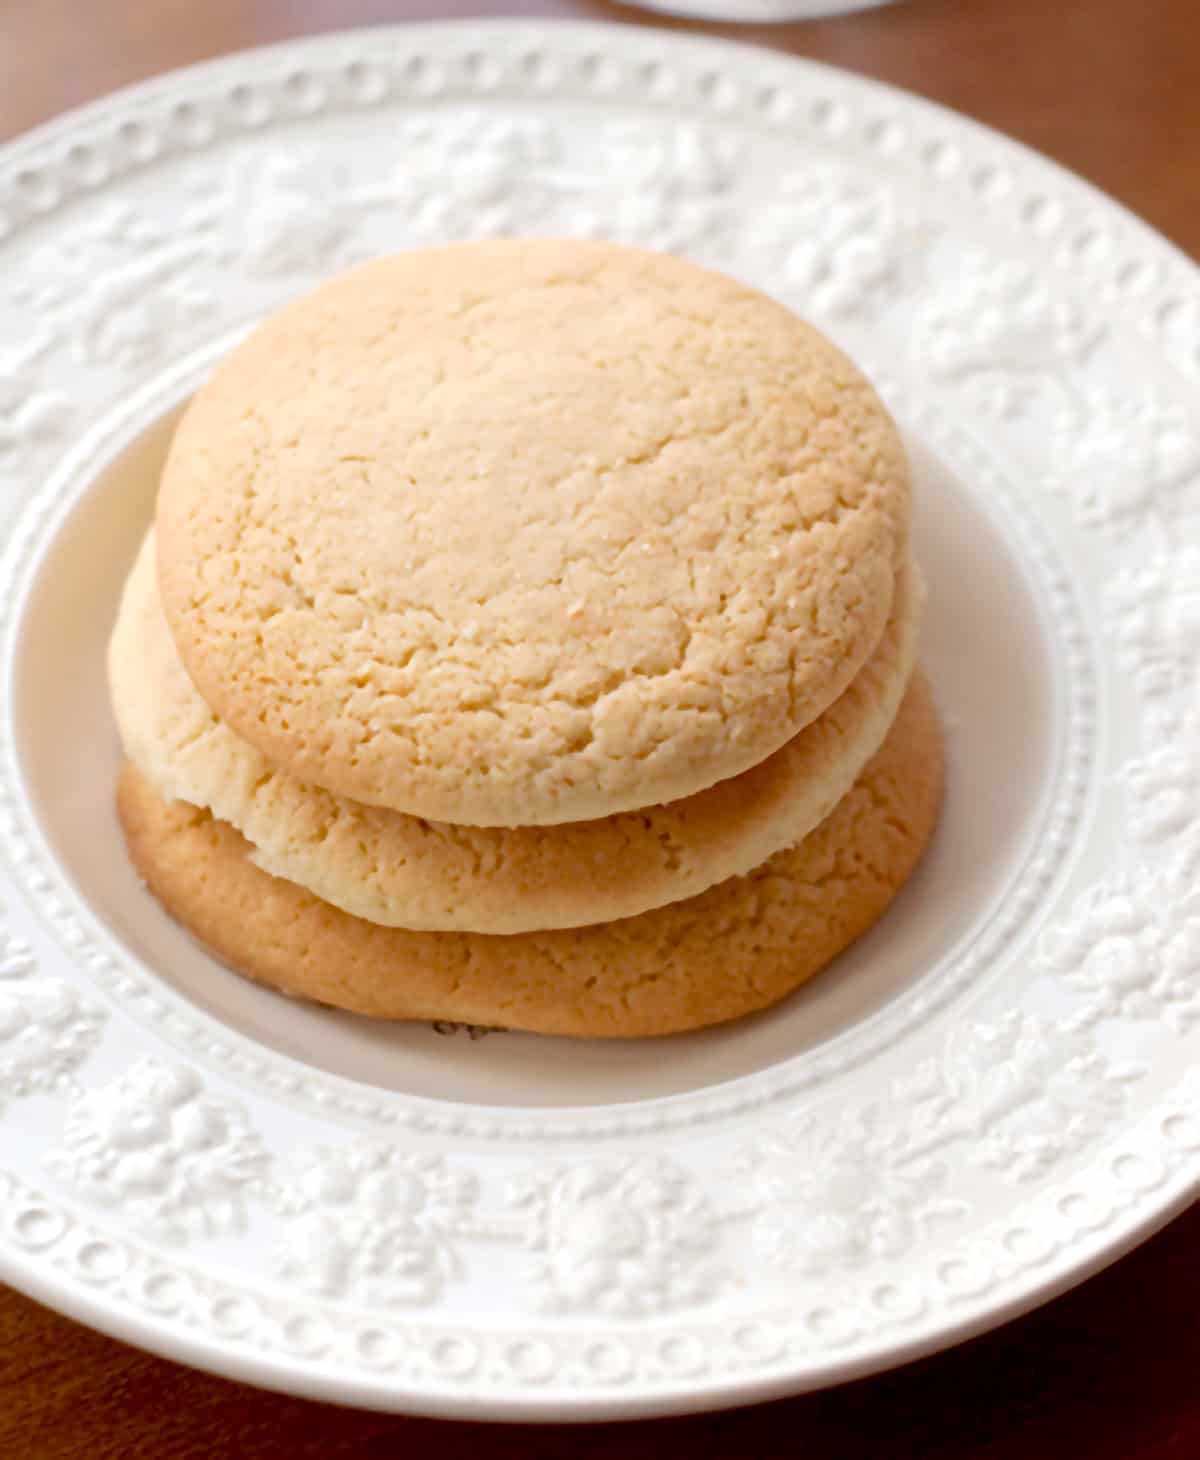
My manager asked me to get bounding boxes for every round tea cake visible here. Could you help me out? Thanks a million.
[156,239,911,826]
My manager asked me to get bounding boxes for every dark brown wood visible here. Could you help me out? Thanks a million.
[1,0,1198,1451]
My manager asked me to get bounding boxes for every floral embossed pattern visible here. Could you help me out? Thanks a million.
[272,1145,478,1305]
[755,162,919,318]
[46,1061,267,1241]
[1107,546,1200,739]
[0,925,104,1108]
[1040,872,1200,1034]
[509,1158,725,1314]
[729,1014,1140,1274]
[0,21,1196,1418]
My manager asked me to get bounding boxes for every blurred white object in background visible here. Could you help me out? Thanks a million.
[621,0,891,18]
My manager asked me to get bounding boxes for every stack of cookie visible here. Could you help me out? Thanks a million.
[110,240,942,1038]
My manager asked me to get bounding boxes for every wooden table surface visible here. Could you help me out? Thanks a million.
[2,0,1197,1453]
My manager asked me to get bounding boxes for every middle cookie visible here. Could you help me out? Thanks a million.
[110,532,922,934]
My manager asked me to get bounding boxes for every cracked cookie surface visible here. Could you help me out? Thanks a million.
[155,239,911,826]
[112,530,923,932]
[115,673,943,1038]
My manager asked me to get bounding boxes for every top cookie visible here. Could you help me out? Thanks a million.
[156,239,910,826]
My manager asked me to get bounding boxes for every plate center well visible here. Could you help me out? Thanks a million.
[15,399,1059,1108]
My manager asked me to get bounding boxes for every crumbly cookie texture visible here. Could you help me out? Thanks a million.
[155,239,911,826]
[116,673,944,1039]
[111,530,923,932]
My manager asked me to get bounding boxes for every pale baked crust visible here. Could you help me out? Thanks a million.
[155,240,910,826]
[112,530,923,933]
[116,674,944,1039]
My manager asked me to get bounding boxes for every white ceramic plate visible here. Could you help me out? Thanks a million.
[1,20,1199,1423]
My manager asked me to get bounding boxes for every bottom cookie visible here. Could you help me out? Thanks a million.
[116,674,945,1038]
